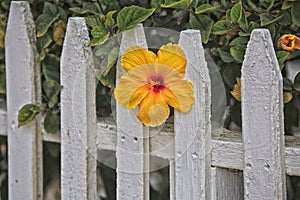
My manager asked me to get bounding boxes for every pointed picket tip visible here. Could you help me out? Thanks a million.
[61,17,97,200]
[174,29,212,200]
[5,1,43,199]
[242,29,282,81]
[242,29,286,200]
[116,24,148,200]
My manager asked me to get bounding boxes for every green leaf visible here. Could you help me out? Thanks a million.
[291,1,300,27]
[38,50,46,62]
[69,2,101,15]
[276,51,290,70]
[43,79,63,109]
[294,72,300,85]
[117,6,155,32]
[0,28,4,49]
[212,20,234,35]
[94,39,116,57]
[191,0,200,7]
[42,54,60,82]
[259,13,283,26]
[161,0,191,9]
[152,0,164,10]
[266,24,276,40]
[283,77,293,91]
[58,7,68,22]
[226,9,231,21]
[230,1,243,23]
[105,10,117,27]
[189,13,214,43]
[85,15,104,28]
[95,65,116,88]
[294,72,300,92]
[195,4,220,14]
[294,83,300,92]
[18,104,41,127]
[280,11,292,26]
[260,0,274,10]
[36,14,57,37]
[103,47,118,76]
[43,2,57,17]
[44,111,60,134]
[247,0,264,13]
[37,33,52,52]
[248,21,260,33]
[230,45,246,63]
[90,25,110,46]
[0,71,5,94]
[229,36,249,46]
[217,47,234,63]
[282,0,293,10]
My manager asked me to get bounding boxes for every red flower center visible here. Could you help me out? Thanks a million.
[147,75,165,94]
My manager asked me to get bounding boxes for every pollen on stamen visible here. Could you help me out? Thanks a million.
[146,75,166,94]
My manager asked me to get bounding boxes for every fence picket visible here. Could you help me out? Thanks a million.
[61,17,97,199]
[175,30,211,199]
[2,5,297,198]
[116,24,149,200]
[5,1,42,199]
[242,29,286,199]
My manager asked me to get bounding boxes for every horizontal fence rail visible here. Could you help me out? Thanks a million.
[1,1,300,200]
[1,112,300,176]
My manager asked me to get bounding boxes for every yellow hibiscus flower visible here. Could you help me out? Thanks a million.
[114,43,195,127]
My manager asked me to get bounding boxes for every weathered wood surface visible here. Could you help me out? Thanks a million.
[116,24,148,200]
[5,1,43,199]
[1,109,300,177]
[174,30,211,199]
[60,17,97,199]
[242,29,286,200]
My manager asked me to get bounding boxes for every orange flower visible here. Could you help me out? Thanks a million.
[280,34,300,51]
[231,78,241,102]
[114,44,195,127]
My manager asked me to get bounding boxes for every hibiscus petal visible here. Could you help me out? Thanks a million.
[122,46,157,72]
[157,43,186,76]
[163,80,194,112]
[137,93,170,127]
[128,85,150,109]
[114,76,145,109]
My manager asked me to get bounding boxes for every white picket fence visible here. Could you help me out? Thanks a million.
[1,1,300,199]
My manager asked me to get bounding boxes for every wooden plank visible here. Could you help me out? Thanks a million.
[2,99,300,175]
[242,29,286,199]
[60,17,97,199]
[2,104,300,177]
[175,30,211,199]
[116,24,148,200]
[285,147,300,176]
[5,1,42,199]
[211,139,243,171]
